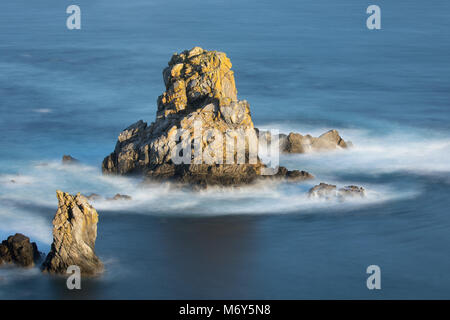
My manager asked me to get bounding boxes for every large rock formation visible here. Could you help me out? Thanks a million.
[42,191,103,276]
[103,47,313,186]
[0,233,42,268]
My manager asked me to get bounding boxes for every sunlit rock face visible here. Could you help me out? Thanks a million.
[103,47,312,186]
[42,191,103,276]
[158,46,241,120]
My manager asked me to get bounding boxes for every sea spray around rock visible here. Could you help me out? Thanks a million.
[102,47,314,186]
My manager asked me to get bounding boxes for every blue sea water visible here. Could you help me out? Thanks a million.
[1,0,450,299]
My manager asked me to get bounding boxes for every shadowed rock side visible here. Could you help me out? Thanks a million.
[103,47,313,186]
[0,233,42,268]
[42,191,103,276]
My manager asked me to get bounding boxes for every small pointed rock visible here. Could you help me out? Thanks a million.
[109,194,132,201]
[42,191,103,276]
[62,155,79,165]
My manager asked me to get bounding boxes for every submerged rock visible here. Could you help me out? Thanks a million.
[308,183,338,199]
[62,155,79,165]
[42,191,103,276]
[86,193,102,201]
[339,185,366,198]
[103,47,309,186]
[0,233,42,268]
[270,167,314,182]
[309,183,366,200]
[109,193,132,201]
[85,193,133,201]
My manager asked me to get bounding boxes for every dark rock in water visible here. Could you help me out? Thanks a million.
[286,132,308,153]
[308,183,338,199]
[308,183,366,200]
[86,193,102,201]
[103,47,312,186]
[0,233,42,268]
[42,191,103,276]
[62,155,79,165]
[36,162,49,167]
[312,130,349,150]
[339,185,365,198]
[10,179,16,184]
[109,194,132,201]
[269,166,314,182]
[268,129,350,154]
[146,163,263,186]
[286,170,314,181]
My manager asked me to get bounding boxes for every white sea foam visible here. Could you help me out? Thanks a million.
[0,161,416,218]
[32,108,52,114]
[0,126,448,241]
[0,205,52,244]
[278,126,450,176]
[0,266,41,286]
